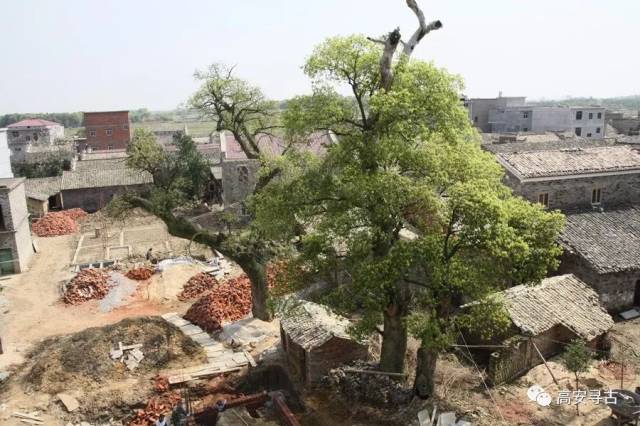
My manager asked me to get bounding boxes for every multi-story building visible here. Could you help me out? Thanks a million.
[0,178,34,274]
[83,111,131,151]
[6,119,65,162]
[467,96,606,138]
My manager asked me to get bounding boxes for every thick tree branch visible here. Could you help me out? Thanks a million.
[403,0,442,57]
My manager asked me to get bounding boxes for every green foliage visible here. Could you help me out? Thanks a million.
[253,35,565,352]
[563,339,592,376]
[12,151,73,178]
[127,128,211,212]
[0,112,82,128]
[531,95,640,111]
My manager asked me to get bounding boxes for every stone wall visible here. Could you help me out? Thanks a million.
[558,251,640,312]
[505,171,640,211]
[61,184,147,212]
[0,180,34,273]
[220,159,260,208]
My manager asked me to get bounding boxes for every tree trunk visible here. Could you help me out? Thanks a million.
[380,303,408,373]
[240,258,272,321]
[414,344,438,399]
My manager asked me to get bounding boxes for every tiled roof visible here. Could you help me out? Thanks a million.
[502,274,613,340]
[280,301,360,350]
[73,158,129,172]
[61,168,152,190]
[25,176,62,198]
[7,119,61,128]
[484,137,615,154]
[222,131,333,160]
[560,206,640,273]
[497,145,640,179]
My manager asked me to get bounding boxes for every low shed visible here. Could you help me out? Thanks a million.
[280,301,368,384]
[475,274,614,384]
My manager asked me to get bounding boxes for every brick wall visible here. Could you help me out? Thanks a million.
[505,171,640,211]
[61,184,147,212]
[83,111,131,151]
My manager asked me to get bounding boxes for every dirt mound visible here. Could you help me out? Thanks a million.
[20,317,206,394]
[323,361,412,407]
[126,267,155,281]
[177,272,218,301]
[63,268,112,304]
[184,275,252,333]
[32,209,88,237]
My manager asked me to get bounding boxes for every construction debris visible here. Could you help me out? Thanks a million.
[62,268,112,304]
[110,342,144,371]
[11,412,43,424]
[57,393,80,412]
[128,391,182,426]
[32,209,87,237]
[125,267,154,281]
[324,361,412,407]
[177,272,218,301]
[153,375,170,393]
[184,275,252,332]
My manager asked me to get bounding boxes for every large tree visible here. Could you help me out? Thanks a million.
[251,1,564,397]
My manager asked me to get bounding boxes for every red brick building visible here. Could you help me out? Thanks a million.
[83,111,131,151]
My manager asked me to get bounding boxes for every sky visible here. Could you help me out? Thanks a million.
[1,0,639,114]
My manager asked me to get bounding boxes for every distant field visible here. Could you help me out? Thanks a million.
[133,120,218,137]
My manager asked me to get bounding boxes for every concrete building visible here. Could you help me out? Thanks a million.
[0,178,34,274]
[0,129,14,178]
[608,111,640,136]
[467,96,605,138]
[469,274,613,384]
[83,111,131,151]
[6,119,65,162]
[496,144,640,211]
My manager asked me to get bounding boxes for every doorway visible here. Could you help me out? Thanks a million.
[0,248,15,275]
[635,280,640,307]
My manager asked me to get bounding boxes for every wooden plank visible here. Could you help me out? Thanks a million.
[12,412,43,423]
[530,339,559,386]
[243,350,257,367]
[342,368,406,377]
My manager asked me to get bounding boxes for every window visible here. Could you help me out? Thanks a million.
[473,116,478,123]
[0,205,5,230]
[576,111,583,120]
[592,188,602,205]
[107,145,113,150]
[89,130,96,137]
[25,135,30,141]
[122,124,129,130]
[575,127,582,136]
[523,127,529,132]
[587,133,592,137]
[105,129,113,136]
[11,131,18,137]
[33,133,38,141]
[589,112,593,119]
[596,127,601,134]
[523,112,529,119]
[538,193,549,208]
[237,166,249,185]
[597,112,602,119]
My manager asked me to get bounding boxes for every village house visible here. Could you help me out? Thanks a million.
[558,206,640,312]
[0,178,34,274]
[280,300,368,384]
[24,157,151,213]
[5,118,65,162]
[470,274,614,385]
[82,111,131,151]
[0,129,14,178]
[467,96,606,138]
[608,110,640,136]
[495,144,640,211]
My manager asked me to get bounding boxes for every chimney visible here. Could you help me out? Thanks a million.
[498,91,503,98]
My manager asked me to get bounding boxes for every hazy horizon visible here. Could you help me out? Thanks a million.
[2,0,639,115]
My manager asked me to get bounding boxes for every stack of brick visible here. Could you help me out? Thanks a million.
[32,208,87,237]
[184,275,252,333]
[126,267,154,281]
[63,268,112,304]
[177,272,218,301]
[128,391,182,426]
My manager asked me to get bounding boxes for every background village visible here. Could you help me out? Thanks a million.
[2,5,640,426]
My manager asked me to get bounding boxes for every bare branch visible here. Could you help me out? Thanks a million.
[403,0,442,57]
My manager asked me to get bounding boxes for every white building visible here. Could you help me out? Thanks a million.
[6,118,65,162]
[0,129,14,178]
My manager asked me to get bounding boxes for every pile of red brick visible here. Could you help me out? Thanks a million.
[63,268,112,305]
[129,392,182,426]
[32,209,88,237]
[184,275,252,333]
[177,272,218,301]
[126,267,154,281]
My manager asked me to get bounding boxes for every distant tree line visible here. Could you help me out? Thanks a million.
[530,95,640,111]
[0,112,83,128]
